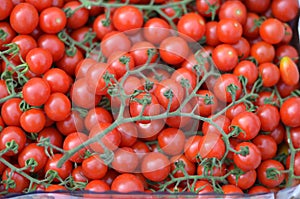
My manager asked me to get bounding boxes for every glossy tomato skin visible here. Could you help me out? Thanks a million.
[158,128,186,156]
[63,132,88,163]
[170,154,196,178]
[10,3,39,34]
[1,98,23,126]
[101,31,131,58]
[250,41,275,64]
[217,19,243,44]
[258,62,280,87]
[0,126,27,156]
[280,97,300,127]
[218,0,247,25]
[43,68,71,94]
[259,18,285,44]
[233,60,258,86]
[2,167,29,193]
[198,135,225,160]
[85,180,110,193]
[184,135,202,163]
[0,22,16,50]
[63,1,89,29]
[252,135,277,160]
[111,173,144,193]
[44,92,71,122]
[271,0,299,22]
[38,34,65,62]
[39,7,67,34]
[93,14,115,40]
[256,104,280,132]
[37,127,63,151]
[82,155,108,180]
[141,152,170,182]
[20,108,46,133]
[111,147,139,173]
[195,90,218,117]
[11,35,37,62]
[212,44,239,71]
[257,160,285,188]
[227,165,257,190]
[280,56,299,86]
[0,0,13,20]
[143,17,171,45]
[84,107,113,131]
[233,142,262,172]
[192,180,214,194]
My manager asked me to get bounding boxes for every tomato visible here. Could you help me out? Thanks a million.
[63,1,89,29]
[84,107,113,131]
[198,134,225,159]
[0,22,16,50]
[275,45,299,64]
[37,127,63,151]
[43,68,71,93]
[213,74,242,103]
[177,13,206,42]
[257,160,285,188]
[212,44,238,72]
[286,152,300,176]
[231,112,261,140]
[85,180,110,193]
[26,48,53,75]
[38,34,65,62]
[233,60,258,86]
[248,185,270,194]
[170,154,196,178]
[254,91,279,107]
[130,41,158,67]
[72,166,88,183]
[143,17,171,45]
[233,142,262,172]
[290,127,300,148]
[256,104,280,132]
[18,143,47,172]
[259,18,285,44]
[184,135,202,163]
[86,62,116,96]
[0,126,26,156]
[280,97,300,127]
[45,185,67,192]
[227,165,257,190]
[154,78,185,112]
[25,0,52,11]
[1,98,22,126]
[82,155,108,180]
[20,108,46,133]
[111,147,139,173]
[205,21,221,46]
[22,77,51,106]
[75,58,97,79]
[217,19,243,44]
[166,102,193,128]
[195,90,218,117]
[63,132,88,163]
[196,0,221,18]
[276,79,300,98]
[245,0,270,13]
[221,184,243,194]
[192,180,214,194]
[2,167,29,193]
[158,128,185,156]
[10,3,39,34]
[202,115,231,136]
[231,37,251,60]
[159,36,189,65]
[44,92,71,122]
[253,135,277,160]
[258,62,280,87]
[141,152,170,182]
[243,12,260,39]
[111,173,144,192]
[39,7,67,34]
[250,41,275,64]
[107,51,135,79]
[279,56,299,86]
[93,14,115,40]
[271,0,299,22]
[44,153,73,181]
[269,123,285,145]
[136,119,165,141]
[0,0,13,20]
[11,35,37,62]
[89,123,121,153]
[56,47,84,76]
[218,0,247,25]
[71,78,102,109]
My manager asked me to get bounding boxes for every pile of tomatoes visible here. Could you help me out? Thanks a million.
[0,0,300,197]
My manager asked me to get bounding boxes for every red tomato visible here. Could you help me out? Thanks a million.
[1,98,23,126]
[212,44,239,71]
[93,14,115,40]
[20,108,46,133]
[202,115,231,136]
[257,160,285,188]
[250,41,275,64]
[195,90,219,117]
[0,126,26,156]
[184,135,202,163]
[111,173,144,193]
[222,184,243,194]
[279,56,299,86]
[170,154,196,178]
[227,165,257,190]
[253,135,277,160]
[0,0,13,20]
[38,34,65,62]
[233,60,258,86]
[44,92,71,122]
[63,132,88,163]
[158,128,185,156]
[82,155,108,180]
[63,1,89,29]
[85,180,110,193]
[218,0,247,25]
[192,180,214,194]
[280,97,300,127]
[111,147,139,173]
[39,7,67,34]
[26,48,53,75]
[2,167,29,193]
[259,18,285,44]
[143,17,171,45]
[217,19,243,44]
[258,62,280,87]
[271,0,299,22]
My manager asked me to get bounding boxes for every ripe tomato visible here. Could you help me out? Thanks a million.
[22,77,51,106]
[56,47,84,76]
[233,60,258,86]
[231,111,261,140]
[177,13,206,42]
[44,153,73,181]
[18,143,47,172]
[143,17,171,45]
[118,123,138,147]
[44,92,71,122]
[227,165,257,190]
[243,12,260,39]
[286,152,300,176]
[184,135,202,163]
[72,166,88,183]
[217,19,243,44]
[253,135,277,160]
[141,152,170,182]
[20,108,46,133]
[63,132,88,163]
[158,128,185,156]
[111,147,139,173]
[231,37,251,60]
[271,0,299,22]
[93,14,115,40]
[195,90,218,117]
[0,22,16,50]
[43,68,71,93]
[218,0,247,25]
[250,41,275,64]
[37,127,63,151]
[254,91,279,107]
[257,160,285,188]
[82,155,108,180]
[111,173,144,193]
[279,56,299,86]
[84,107,113,131]
[26,48,53,75]
[196,0,221,18]
[170,154,196,178]
[0,0,13,20]
[256,104,280,132]
[258,62,280,87]
[245,0,270,13]
[198,134,225,160]
[89,123,121,153]
[2,167,29,193]
[248,185,270,194]
[63,1,89,29]
[259,18,285,44]
[0,126,26,156]
[205,21,221,46]
[233,142,262,172]
[136,119,165,140]
[85,180,110,193]
[107,51,135,79]
[1,98,23,126]
[38,34,65,62]
[222,184,243,194]
[192,180,214,194]
[45,185,67,192]
[159,36,189,65]
[213,74,242,103]
[39,7,67,34]
[10,3,39,34]
[11,35,37,62]
[130,41,158,66]
[212,44,239,72]
[280,97,300,127]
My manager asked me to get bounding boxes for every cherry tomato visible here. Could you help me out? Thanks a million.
[111,147,139,173]
[143,17,171,44]
[93,14,115,40]
[243,12,260,39]
[56,47,84,76]
[222,184,243,194]
[170,154,196,178]
[248,185,270,194]
[227,165,257,190]
[212,44,239,72]
[259,18,285,44]
[279,56,299,86]
[195,90,218,117]
[0,126,26,156]
[38,34,65,62]
[158,128,185,156]
[0,22,16,50]
[63,1,89,29]
[10,3,39,34]
[39,7,67,34]
[82,155,108,180]
[258,62,280,87]
[20,108,46,133]
[217,19,243,44]
[22,78,51,106]
[192,180,214,194]
[130,41,158,66]
[250,41,275,64]
[257,159,285,188]
[85,180,110,193]
[245,0,270,13]
[218,0,247,25]
[0,0,13,20]
[2,167,29,193]
[44,153,73,181]
[11,35,37,62]
[37,127,63,151]
[26,48,53,75]
[1,98,22,126]
[184,135,202,163]
[63,132,88,163]
[280,97,300,127]
[111,173,144,193]
[271,0,299,22]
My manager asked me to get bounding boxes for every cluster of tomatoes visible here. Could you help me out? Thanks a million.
[0,0,300,197]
